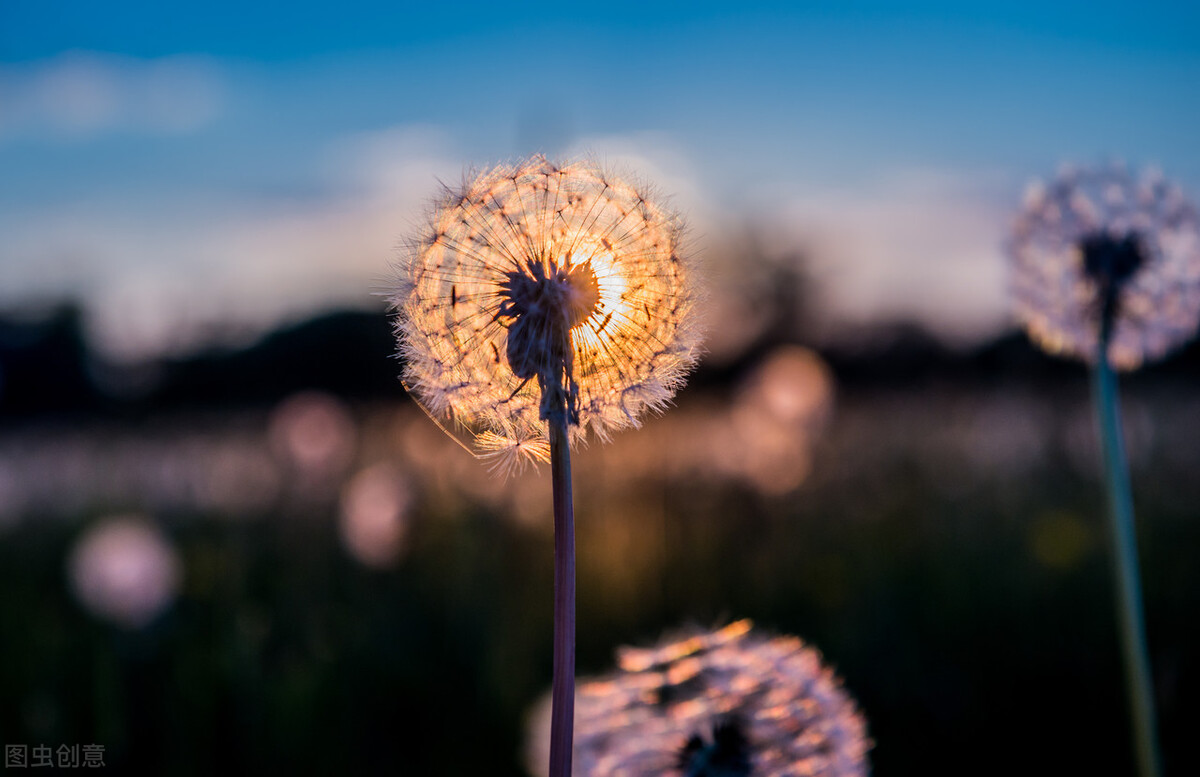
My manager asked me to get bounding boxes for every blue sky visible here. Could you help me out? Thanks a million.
[3,1,1199,358]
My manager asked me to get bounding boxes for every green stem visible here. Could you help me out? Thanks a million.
[1091,345,1162,777]
[547,416,576,777]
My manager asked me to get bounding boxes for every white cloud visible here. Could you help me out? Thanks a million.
[763,168,1015,343]
[0,51,224,139]
[47,125,461,361]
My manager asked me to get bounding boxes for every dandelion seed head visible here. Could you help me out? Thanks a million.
[526,620,871,776]
[1008,163,1200,369]
[392,155,702,464]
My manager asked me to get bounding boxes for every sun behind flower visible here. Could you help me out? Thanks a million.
[392,156,702,468]
[1008,163,1200,369]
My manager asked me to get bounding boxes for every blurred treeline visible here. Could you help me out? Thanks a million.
[1,265,1199,775]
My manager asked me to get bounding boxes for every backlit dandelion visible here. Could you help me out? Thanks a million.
[1006,162,1191,777]
[526,620,871,777]
[1009,163,1200,370]
[390,155,702,777]
[392,155,702,465]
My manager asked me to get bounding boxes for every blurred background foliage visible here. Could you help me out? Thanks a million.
[1,239,1199,776]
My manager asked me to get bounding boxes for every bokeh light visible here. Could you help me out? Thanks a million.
[338,461,413,569]
[67,516,182,629]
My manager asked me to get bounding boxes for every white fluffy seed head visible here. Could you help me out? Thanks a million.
[1008,163,1200,370]
[525,620,872,776]
[391,155,703,470]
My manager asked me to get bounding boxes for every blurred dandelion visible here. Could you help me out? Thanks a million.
[1009,163,1200,370]
[390,155,702,777]
[68,516,182,629]
[1006,162,1196,777]
[526,620,870,777]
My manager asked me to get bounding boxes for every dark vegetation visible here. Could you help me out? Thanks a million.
[0,303,1197,775]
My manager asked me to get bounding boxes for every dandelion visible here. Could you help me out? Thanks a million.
[393,155,701,459]
[1006,163,1200,777]
[390,155,702,777]
[1009,163,1200,370]
[526,620,871,777]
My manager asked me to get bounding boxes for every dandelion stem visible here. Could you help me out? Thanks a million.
[1091,340,1161,777]
[548,413,576,777]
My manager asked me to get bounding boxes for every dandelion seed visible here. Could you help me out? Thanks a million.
[475,428,552,477]
[1008,163,1200,369]
[526,621,872,777]
[391,155,702,468]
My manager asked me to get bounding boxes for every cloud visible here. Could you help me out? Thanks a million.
[31,125,461,361]
[764,168,1016,342]
[0,51,224,139]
